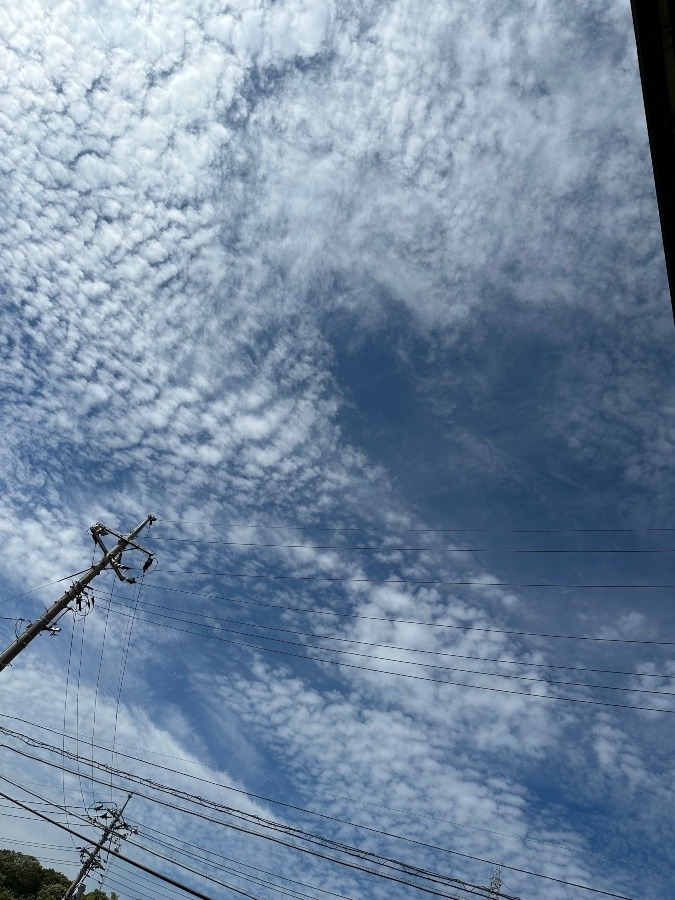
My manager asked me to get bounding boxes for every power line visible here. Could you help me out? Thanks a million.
[0,734,491,891]
[0,570,91,606]
[130,819,359,900]
[61,610,84,857]
[4,768,333,900]
[0,799,89,809]
[0,786,222,900]
[0,713,656,872]
[101,869,185,900]
[0,729,646,900]
[97,597,675,697]
[0,838,76,851]
[125,832,346,900]
[142,583,675,645]
[95,603,675,712]
[149,536,675,553]
[0,718,551,870]
[159,569,675,588]
[111,567,147,801]
[157,521,675,534]
[128,826,511,900]
[1,713,665,877]
[91,573,115,806]
[123,795,634,900]
[0,762,515,900]
[73,613,89,813]
[0,810,82,823]
[95,590,675,678]
[0,775,320,900]
[101,867,187,900]
[11,856,78,869]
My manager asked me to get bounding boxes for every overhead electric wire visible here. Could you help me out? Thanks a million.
[94,603,675,713]
[1,712,664,876]
[0,528,663,900]
[95,596,675,697]
[5,717,531,876]
[159,568,675,588]
[134,825,485,900]
[92,589,675,678]
[114,792,636,900]
[125,832,353,900]
[100,867,190,900]
[2,732,361,900]
[157,521,675,533]
[0,837,76,851]
[12,856,77,868]
[91,572,116,806]
[0,570,91,606]
[0,772,277,900]
[0,767,113,837]
[0,799,89,810]
[73,613,90,811]
[0,733,642,900]
[61,609,81,856]
[149,536,675,553]
[0,763,515,900]
[128,827,506,900]
[9,747,638,900]
[0,810,85,823]
[0,735,501,897]
[130,819,359,900]
[1,714,655,876]
[0,786,225,900]
[7,853,148,900]
[103,868,188,900]
[0,744,528,900]
[99,872,181,900]
[142,583,675,645]
[111,562,147,800]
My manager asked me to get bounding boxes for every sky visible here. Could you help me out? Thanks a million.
[0,1,673,899]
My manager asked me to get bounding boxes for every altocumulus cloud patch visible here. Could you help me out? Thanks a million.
[0,2,673,900]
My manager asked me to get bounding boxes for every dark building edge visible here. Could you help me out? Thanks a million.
[630,0,675,323]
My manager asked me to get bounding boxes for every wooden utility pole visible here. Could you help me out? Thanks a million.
[0,515,155,674]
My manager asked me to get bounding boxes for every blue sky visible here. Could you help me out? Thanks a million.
[0,1,673,899]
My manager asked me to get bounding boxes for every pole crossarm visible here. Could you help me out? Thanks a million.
[0,514,155,674]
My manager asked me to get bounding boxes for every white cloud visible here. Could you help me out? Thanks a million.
[0,2,672,898]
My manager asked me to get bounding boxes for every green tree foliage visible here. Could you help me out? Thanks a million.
[36,867,69,900]
[35,885,69,900]
[0,849,115,900]
[0,851,43,897]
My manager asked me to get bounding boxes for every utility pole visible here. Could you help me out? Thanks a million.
[63,794,134,900]
[487,865,503,898]
[0,515,155,674]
